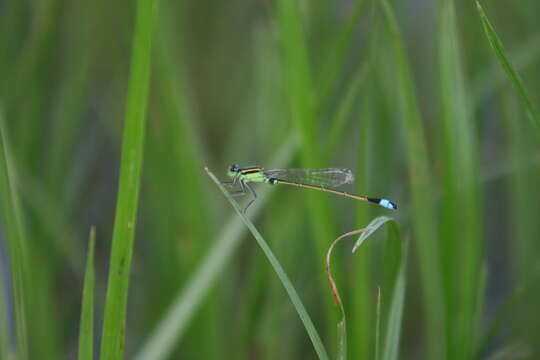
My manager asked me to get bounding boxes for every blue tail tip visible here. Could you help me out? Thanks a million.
[379,199,398,210]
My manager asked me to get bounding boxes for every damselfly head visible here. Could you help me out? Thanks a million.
[228,164,240,177]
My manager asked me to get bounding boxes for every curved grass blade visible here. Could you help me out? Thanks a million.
[354,217,405,360]
[134,138,297,360]
[78,227,96,360]
[205,167,329,360]
[352,216,392,253]
[99,0,158,358]
[326,228,366,360]
[476,1,540,134]
[326,217,405,360]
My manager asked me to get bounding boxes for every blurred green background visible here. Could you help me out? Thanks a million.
[1,0,540,359]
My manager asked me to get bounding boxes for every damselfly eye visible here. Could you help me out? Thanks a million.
[229,164,239,173]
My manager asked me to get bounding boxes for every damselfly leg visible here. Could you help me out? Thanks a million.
[221,179,257,212]
[221,181,246,196]
[243,181,257,213]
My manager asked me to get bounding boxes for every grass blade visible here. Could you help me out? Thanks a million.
[0,111,29,360]
[439,1,483,358]
[325,217,405,360]
[205,167,329,360]
[351,216,406,360]
[475,1,540,134]
[352,216,392,252]
[326,229,367,360]
[473,33,540,110]
[99,0,158,358]
[78,227,96,360]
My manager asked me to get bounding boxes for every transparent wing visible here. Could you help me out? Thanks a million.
[261,168,355,187]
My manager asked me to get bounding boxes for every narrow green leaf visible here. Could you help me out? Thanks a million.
[476,1,540,134]
[352,216,392,252]
[78,227,96,360]
[438,1,483,358]
[473,33,540,110]
[99,0,158,358]
[205,167,329,360]
[0,110,29,360]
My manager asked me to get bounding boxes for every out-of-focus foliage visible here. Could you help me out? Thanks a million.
[0,0,539,358]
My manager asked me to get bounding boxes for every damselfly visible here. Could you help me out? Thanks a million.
[224,165,398,212]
